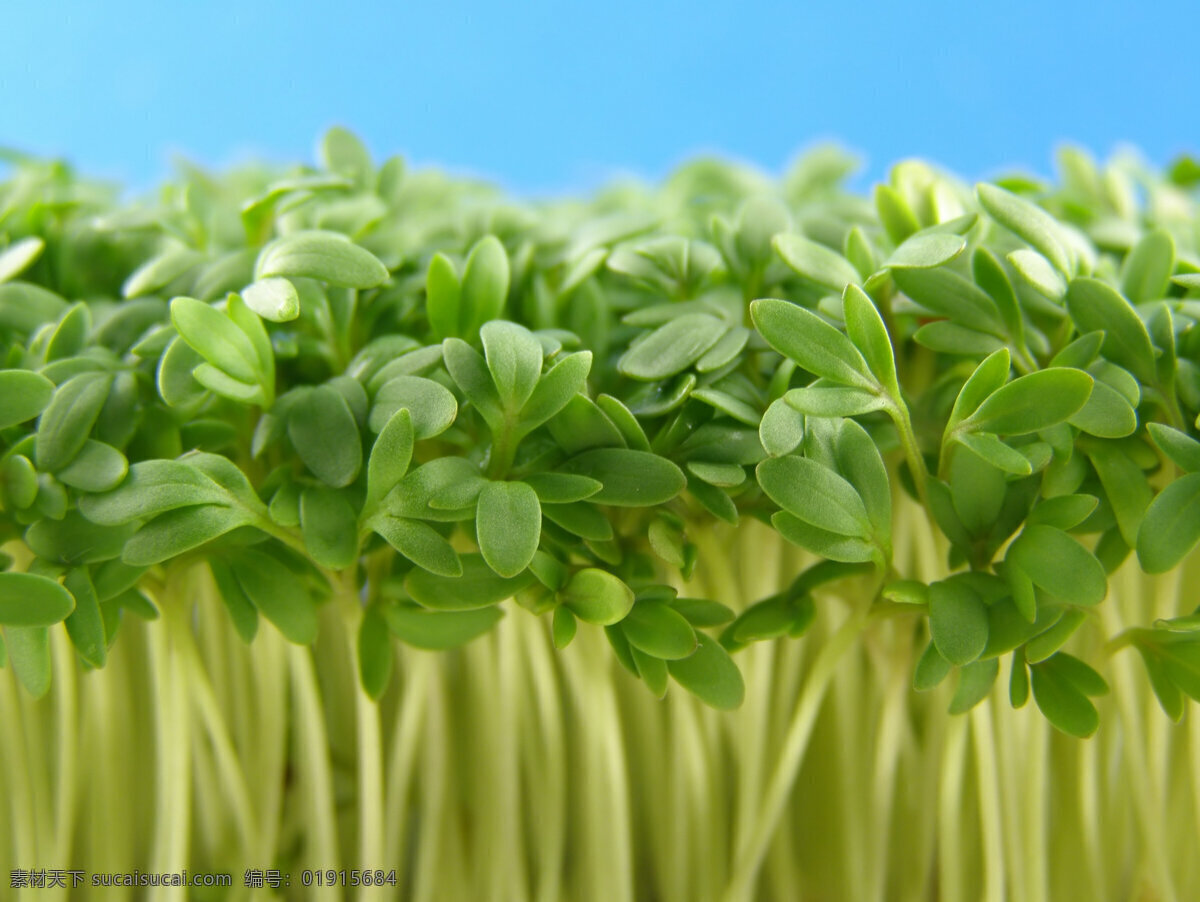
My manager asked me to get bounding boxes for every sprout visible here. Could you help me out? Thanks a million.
[1,132,1198,899]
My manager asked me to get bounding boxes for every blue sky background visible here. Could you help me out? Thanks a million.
[3,0,1196,194]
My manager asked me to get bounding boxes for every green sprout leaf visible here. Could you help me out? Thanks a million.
[242,277,301,322]
[476,480,541,578]
[0,572,76,627]
[384,603,503,650]
[667,634,745,710]
[255,230,389,288]
[289,386,362,488]
[1137,472,1200,574]
[0,370,55,429]
[750,298,875,389]
[977,183,1072,276]
[560,568,634,625]
[929,578,989,666]
[557,449,685,507]
[962,368,1093,436]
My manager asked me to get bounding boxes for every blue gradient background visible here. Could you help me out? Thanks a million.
[3,0,1195,192]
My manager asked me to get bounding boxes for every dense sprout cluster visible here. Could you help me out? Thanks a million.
[1,131,1199,735]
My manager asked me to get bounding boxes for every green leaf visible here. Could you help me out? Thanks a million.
[170,297,261,385]
[757,455,870,537]
[79,459,227,525]
[442,338,504,427]
[518,351,593,438]
[541,501,613,541]
[1147,423,1200,473]
[843,284,899,394]
[460,235,510,332]
[891,266,1003,335]
[1008,249,1065,300]
[476,481,541,578]
[672,598,735,628]
[358,607,393,700]
[1030,655,1100,737]
[618,314,727,380]
[62,567,105,668]
[55,440,128,493]
[0,236,45,284]
[426,252,462,340]
[836,419,891,544]
[0,572,75,626]
[1068,380,1137,438]
[1064,278,1157,384]
[885,232,966,269]
[1137,472,1200,573]
[750,298,875,389]
[123,505,252,566]
[551,606,577,649]
[25,511,131,565]
[372,516,462,577]
[1027,494,1098,530]
[560,568,634,625]
[4,626,51,697]
[757,398,803,460]
[667,634,745,710]
[384,602,502,650]
[405,553,534,611]
[784,385,886,417]
[319,126,372,182]
[929,578,989,666]
[949,443,1006,535]
[697,326,751,372]
[370,374,459,439]
[381,457,478,521]
[686,461,745,487]
[773,233,860,291]
[1085,442,1153,547]
[522,472,603,503]
[954,432,1032,476]
[1121,229,1174,303]
[949,658,1000,714]
[36,372,112,472]
[1008,525,1107,605]
[977,183,1072,276]
[1025,609,1087,664]
[242,277,300,322]
[724,595,815,648]
[914,641,952,691]
[771,512,876,563]
[691,388,760,426]
[192,364,260,403]
[209,560,258,643]
[595,394,650,451]
[365,409,413,512]
[913,321,1006,356]
[557,448,685,507]
[255,230,389,288]
[232,549,318,644]
[875,184,920,244]
[621,601,697,660]
[481,320,543,411]
[157,336,204,407]
[964,368,1092,436]
[1010,655,1030,707]
[0,282,68,333]
[289,386,362,488]
[3,454,38,510]
[0,369,54,429]
[300,487,358,570]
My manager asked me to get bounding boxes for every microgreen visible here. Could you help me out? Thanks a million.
[4,131,1200,902]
